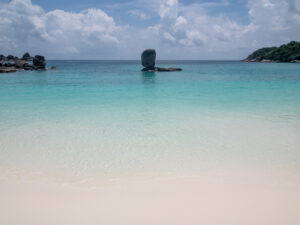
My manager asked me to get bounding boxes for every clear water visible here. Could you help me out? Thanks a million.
[0,61,300,178]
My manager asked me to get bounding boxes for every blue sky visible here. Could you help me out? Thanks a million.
[28,0,250,27]
[0,0,299,59]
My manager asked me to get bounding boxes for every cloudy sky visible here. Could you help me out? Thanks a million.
[0,0,299,59]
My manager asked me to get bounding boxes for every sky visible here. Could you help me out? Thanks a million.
[0,0,299,59]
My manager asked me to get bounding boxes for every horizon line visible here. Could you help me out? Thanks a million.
[46,59,241,61]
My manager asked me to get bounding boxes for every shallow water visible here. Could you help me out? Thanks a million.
[0,60,300,180]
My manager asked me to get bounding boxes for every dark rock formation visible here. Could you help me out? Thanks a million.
[141,49,156,69]
[24,65,35,70]
[22,52,31,60]
[33,55,46,69]
[142,67,182,72]
[15,60,28,68]
[156,67,182,72]
[4,62,14,67]
[141,67,155,72]
[141,49,182,72]
[0,53,48,73]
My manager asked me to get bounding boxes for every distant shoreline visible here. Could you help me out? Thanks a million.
[242,41,300,63]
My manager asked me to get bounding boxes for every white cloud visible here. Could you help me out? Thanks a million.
[127,9,149,19]
[244,0,300,49]
[0,0,299,59]
[146,0,300,58]
[0,0,122,58]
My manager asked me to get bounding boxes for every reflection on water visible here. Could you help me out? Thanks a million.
[141,71,156,84]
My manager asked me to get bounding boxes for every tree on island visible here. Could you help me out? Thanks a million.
[7,55,14,60]
[243,41,300,62]
[22,52,31,60]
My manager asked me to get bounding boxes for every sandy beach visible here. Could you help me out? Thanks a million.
[1,167,299,225]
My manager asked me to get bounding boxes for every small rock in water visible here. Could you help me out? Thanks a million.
[24,64,35,70]
[141,49,156,69]
[50,66,57,70]
[141,49,182,72]
[33,55,46,69]
[156,67,182,72]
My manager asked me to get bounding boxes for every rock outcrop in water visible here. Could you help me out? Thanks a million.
[141,49,156,69]
[141,49,182,72]
[33,55,46,69]
[0,52,47,73]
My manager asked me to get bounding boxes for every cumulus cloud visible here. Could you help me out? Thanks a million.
[247,0,300,41]
[149,0,248,51]
[127,9,149,19]
[147,0,300,58]
[0,0,299,59]
[0,0,123,58]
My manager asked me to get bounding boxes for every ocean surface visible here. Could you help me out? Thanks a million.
[0,60,300,180]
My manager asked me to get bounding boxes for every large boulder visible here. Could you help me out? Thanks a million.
[141,49,156,69]
[33,55,46,69]
[22,52,31,60]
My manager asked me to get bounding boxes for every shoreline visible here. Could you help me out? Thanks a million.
[242,59,300,63]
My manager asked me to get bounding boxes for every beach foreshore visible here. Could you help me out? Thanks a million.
[1,167,299,225]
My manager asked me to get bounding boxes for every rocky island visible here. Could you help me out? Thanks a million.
[0,52,46,73]
[141,49,182,72]
[242,41,300,63]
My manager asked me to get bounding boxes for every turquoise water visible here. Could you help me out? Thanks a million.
[0,61,300,178]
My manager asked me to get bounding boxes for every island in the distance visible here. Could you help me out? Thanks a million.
[0,52,48,73]
[242,41,300,63]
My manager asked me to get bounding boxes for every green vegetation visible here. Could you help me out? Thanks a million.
[244,41,300,62]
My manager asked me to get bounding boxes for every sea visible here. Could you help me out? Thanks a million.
[0,60,300,181]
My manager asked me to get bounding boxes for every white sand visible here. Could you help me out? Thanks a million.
[1,168,299,225]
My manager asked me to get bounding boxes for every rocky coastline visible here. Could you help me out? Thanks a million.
[141,49,182,72]
[242,58,300,63]
[242,41,300,63]
[0,52,47,73]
